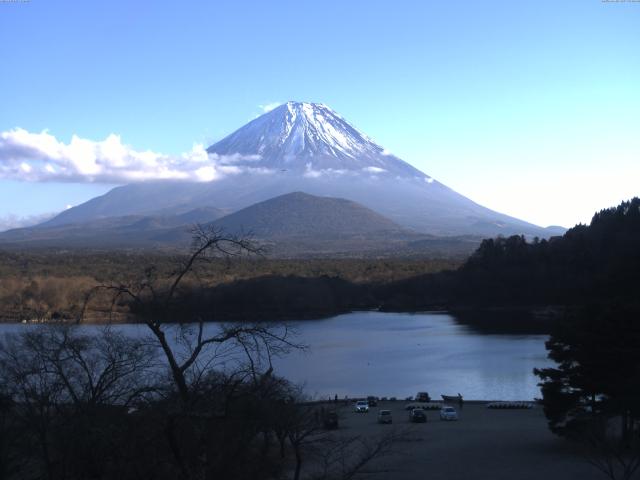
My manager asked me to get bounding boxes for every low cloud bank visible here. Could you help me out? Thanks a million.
[0,212,57,232]
[0,128,269,184]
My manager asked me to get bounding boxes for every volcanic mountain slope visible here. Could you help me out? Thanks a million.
[28,102,556,238]
[154,192,479,257]
[0,207,225,248]
[6,191,406,243]
[212,192,403,238]
[0,192,482,257]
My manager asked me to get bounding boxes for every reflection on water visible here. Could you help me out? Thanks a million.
[0,311,551,400]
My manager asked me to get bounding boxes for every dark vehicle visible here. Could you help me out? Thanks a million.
[323,411,339,429]
[409,408,427,423]
[367,396,378,407]
[415,392,431,403]
[378,409,392,424]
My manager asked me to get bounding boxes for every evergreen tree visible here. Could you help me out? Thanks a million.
[535,304,640,441]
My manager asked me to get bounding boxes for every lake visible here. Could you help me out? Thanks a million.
[0,311,551,401]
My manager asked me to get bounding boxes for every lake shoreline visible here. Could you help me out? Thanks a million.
[1,304,564,335]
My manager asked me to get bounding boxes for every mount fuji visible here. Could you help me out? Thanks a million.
[207,102,421,178]
[3,102,561,251]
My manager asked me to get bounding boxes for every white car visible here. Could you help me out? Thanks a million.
[440,406,458,421]
[354,400,369,413]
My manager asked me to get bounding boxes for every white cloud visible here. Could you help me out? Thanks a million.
[303,163,348,178]
[215,152,262,165]
[0,212,57,232]
[0,128,266,184]
[259,102,281,113]
[194,166,217,182]
[363,166,386,173]
[303,169,322,179]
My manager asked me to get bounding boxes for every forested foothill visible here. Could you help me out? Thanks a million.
[0,253,460,324]
[377,198,640,325]
[2,199,639,330]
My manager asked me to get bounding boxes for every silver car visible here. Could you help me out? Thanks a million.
[354,400,369,413]
[440,406,458,421]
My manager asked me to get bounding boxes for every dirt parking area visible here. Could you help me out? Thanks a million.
[331,401,600,479]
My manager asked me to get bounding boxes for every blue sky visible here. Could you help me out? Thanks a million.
[0,0,638,229]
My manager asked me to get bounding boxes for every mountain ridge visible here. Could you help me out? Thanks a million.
[0,192,482,257]
[14,101,562,241]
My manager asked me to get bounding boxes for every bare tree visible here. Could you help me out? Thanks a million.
[82,225,302,405]
[264,386,408,480]
[578,418,640,480]
[309,429,407,480]
[0,226,406,480]
[78,225,308,480]
[0,324,157,480]
[0,325,156,409]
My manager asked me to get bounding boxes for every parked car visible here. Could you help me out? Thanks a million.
[440,406,458,421]
[409,408,427,423]
[415,392,431,402]
[377,409,392,424]
[367,396,378,407]
[323,411,339,429]
[354,400,369,413]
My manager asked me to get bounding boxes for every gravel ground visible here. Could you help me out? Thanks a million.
[330,401,600,480]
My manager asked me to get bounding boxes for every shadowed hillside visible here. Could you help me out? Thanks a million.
[212,192,402,237]
[378,197,640,313]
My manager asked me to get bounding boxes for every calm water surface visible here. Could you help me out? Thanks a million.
[0,311,551,400]
[273,312,550,400]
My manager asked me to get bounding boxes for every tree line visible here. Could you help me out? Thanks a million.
[377,198,640,310]
[0,252,460,324]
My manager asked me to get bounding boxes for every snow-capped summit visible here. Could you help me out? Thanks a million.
[207,101,423,177]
